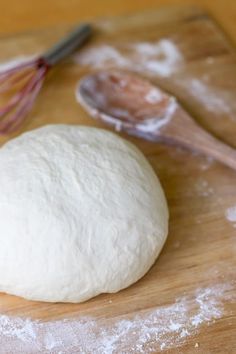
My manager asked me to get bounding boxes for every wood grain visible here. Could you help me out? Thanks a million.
[1,0,236,44]
[0,6,236,353]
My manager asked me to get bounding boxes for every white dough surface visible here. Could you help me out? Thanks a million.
[0,125,168,302]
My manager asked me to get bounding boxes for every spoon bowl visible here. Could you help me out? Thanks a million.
[77,70,236,171]
[77,71,177,137]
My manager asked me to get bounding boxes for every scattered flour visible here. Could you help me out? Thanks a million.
[225,205,236,228]
[76,45,129,69]
[75,39,183,77]
[225,205,236,222]
[194,179,214,197]
[0,283,233,353]
[131,40,183,77]
[135,97,177,133]
[183,78,234,116]
[144,88,163,104]
[199,156,214,171]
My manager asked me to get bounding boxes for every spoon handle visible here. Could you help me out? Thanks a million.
[159,107,236,171]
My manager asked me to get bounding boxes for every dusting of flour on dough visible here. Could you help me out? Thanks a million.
[75,39,183,77]
[0,283,233,353]
[0,125,168,303]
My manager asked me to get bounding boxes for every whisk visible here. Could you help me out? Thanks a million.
[0,24,92,134]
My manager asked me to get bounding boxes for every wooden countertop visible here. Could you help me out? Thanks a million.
[0,2,236,353]
[2,0,236,43]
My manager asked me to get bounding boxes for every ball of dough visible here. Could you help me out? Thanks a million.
[0,125,168,302]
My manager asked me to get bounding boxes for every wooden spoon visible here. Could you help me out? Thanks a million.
[76,70,236,171]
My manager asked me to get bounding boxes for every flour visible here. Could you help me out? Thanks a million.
[136,97,177,133]
[183,78,234,116]
[194,179,214,197]
[144,88,163,104]
[75,39,183,77]
[199,156,214,171]
[76,45,129,68]
[225,205,236,222]
[225,205,236,227]
[130,40,183,76]
[0,283,233,353]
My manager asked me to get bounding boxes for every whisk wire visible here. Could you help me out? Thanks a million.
[0,68,35,93]
[3,80,44,133]
[0,67,47,133]
[0,69,40,117]
[0,23,92,134]
[0,59,36,79]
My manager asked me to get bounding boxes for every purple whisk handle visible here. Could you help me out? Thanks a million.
[42,24,92,67]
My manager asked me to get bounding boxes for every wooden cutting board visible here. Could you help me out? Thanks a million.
[0,5,236,353]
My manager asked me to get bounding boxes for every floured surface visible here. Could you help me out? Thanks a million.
[75,39,183,77]
[0,283,235,353]
[0,5,236,353]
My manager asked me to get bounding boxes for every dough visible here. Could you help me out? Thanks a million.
[0,125,168,302]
